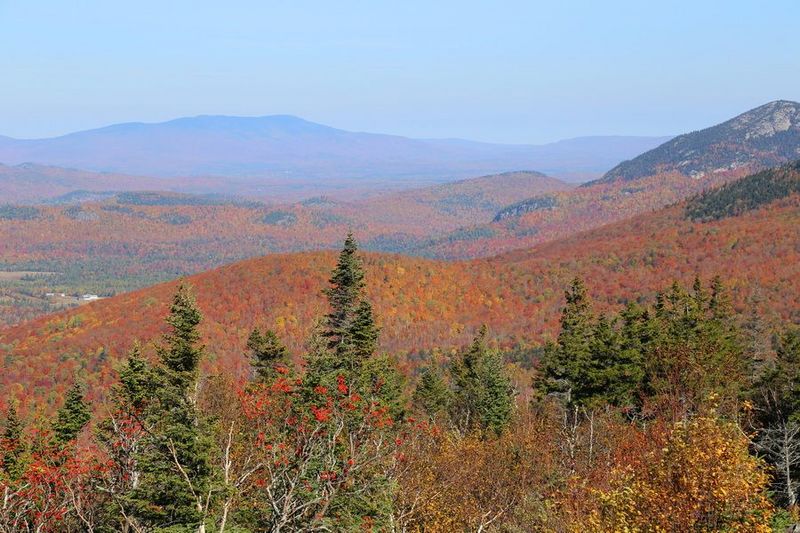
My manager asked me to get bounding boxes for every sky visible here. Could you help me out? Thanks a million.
[1,0,798,144]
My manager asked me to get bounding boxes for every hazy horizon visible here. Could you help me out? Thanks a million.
[2,1,799,143]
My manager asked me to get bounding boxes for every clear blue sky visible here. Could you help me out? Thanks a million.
[1,0,798,143]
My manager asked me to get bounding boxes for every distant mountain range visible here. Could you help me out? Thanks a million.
[0,115,670,185]
[598,100,800,183]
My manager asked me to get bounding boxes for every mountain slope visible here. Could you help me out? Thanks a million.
[2,184,798,412]
[413,103,800,259]
[598,100,800,183]
[0,115,667,183]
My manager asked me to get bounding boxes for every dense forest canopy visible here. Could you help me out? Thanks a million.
[1,236,799,531]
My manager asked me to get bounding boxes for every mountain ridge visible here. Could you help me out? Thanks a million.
[597,100,800,183]
[0,115,669,184]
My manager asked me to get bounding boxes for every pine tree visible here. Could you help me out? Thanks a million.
[116,342,152,412]
[645,277,748,417]
[478,348,515,435]
[52,382,91,445]
[309,234,380,386]
[413,364,451,420]
[1,403,25,479]
[592,314,644,409]
[450,326,514,435]
[709,275,733,320]
[322,233,366,360]
[536,278,595,405]
[357,354,406,420]
[350,300,379,362]
[132,283,213,530]
[97,343,152,533]
[247,327,290,382]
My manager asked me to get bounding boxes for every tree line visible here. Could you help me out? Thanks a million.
[1,234,799,531]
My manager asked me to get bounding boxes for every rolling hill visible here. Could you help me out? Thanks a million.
[2,168,798,413]
[0,115,668,186]
[0,163,179,204]
[0,170,570,326]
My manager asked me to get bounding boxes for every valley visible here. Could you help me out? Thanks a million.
[4,101,798,327]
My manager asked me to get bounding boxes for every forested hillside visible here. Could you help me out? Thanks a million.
[0,171,569,327]
[1,235,798,531]
[599,100,800,182]
[2,185,798,415]
[686,159,800,221]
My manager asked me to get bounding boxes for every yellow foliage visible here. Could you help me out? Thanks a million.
[589,414,773,532]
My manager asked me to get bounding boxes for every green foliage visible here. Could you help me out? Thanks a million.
[536,278,600,406]
[754,326,800,425]
[450,326,515,435]
[131,283,213,529]
[317,233,373,373]
[115,342,152,412]
[536,276,745,415]
[686,160,800,221]
[158,283,204,380]
[1,403,25,479]
[357,353,407,421]
[247,327,290,381]
[52,382,91,445]
[350,300,379,361]
[644,277,748,415]
[413,364,451,419]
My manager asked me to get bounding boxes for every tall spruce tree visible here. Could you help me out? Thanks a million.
[2,403,25,480]
[132,283,213,531]
[97,343,153,533]
[116,342,152,412]
[537,279,647,409]
[52,382,91,445]
[413,363,451,420]
[537,278,596,405]
[247,327,290,382]
[309,234,381,386]
[322,233,366,361]
[450,326,514,435]
[350,300,379,362]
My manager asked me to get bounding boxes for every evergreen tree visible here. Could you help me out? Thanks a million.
[756,327,800,425]
[645,277,748,416]
[478,348,515,435]
[709,274,733,320]
[450,326,514,435]
[52,382,91,445]
[357,353,407,421]
[1,403,25,480]
[308,234,381,387]
[322,233,366,362]
[247,327,290,382]
[97,343,153,533]
[116,342,152,412]
[592,314,644,409]
[350,300,379,362]
[132,283,213,530]
[536,278,596,405]
[413,364,451,420]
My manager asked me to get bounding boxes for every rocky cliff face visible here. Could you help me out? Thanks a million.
[597,100,800,183]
